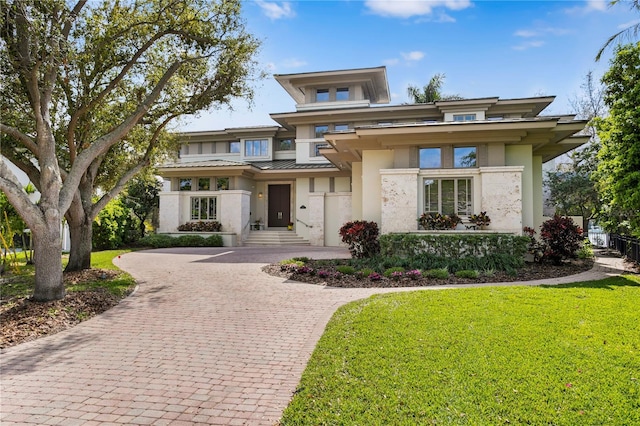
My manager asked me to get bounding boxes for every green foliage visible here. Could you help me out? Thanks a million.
[93,199,141,250]
[175,235,207,247]
[455,269,479,279]
[281,276,640,425]
[380,233,530,259]
[137,234,176,248]
[406,73,462,103]
[356,268,375,278]
[424,268,449,279]
[577,239,595,259]
[122,175,162,237]
[339,221,380,259]
[336,265,356,275]
[204,235,223,247]
[137,233,223,248]
[468,211,491,228]
[292,256,310,262]
[594,42,640,237]
[383,266,405,278]
[417,212,462,230]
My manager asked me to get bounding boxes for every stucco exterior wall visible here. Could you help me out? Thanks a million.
[532,155,544,231]
[361,150,394,224]
[158,192,180,233]
[219,191,250,245]
[325,193,352,246]
[479,167,524,233]
[351,162,363,220]
[295,178,311,240]
[380,169,419,234]
[308,193,325,246]
[506,145,533,229]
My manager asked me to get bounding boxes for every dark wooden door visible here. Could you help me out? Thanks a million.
[268,184,291,227]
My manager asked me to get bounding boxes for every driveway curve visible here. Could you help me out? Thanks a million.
[0,247,624,425]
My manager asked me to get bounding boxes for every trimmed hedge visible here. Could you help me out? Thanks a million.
[138,233,223,248]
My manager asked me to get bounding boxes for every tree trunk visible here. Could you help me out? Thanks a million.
[65,217,93,272]
[32,221,65,302]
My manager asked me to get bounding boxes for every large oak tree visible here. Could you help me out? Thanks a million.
[0,0,261,301]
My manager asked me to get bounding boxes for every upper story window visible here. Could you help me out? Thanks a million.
[276,139,294,151]
[336,87,349,101]
[453,114,476,122]
[316,89,329,102]
[313,142,330,157]
[179,178,192,191]
[454,146,477,168]
[198,178,210,191]
[419,148,442,168]
[314,125,329,138]
[229,141,240,153]
[244,139,268,157]
[334,124,349,132]
[216,177,229,190]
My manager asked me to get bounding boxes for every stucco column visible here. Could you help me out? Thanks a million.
[308,193,325,246]
[479,166,524,234]
[158,192,180,233]
[361,150,394,224]
[380,169,419,235]
[219,190,251,245]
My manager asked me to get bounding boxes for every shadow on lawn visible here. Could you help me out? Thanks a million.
[541,274,640,290]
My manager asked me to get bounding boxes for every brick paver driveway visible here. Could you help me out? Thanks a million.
[1,247,615,425]
[0,247,385,425]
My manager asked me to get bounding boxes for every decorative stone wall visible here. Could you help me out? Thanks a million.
[479,166,523,233]
[380,169,419,235]
[158,192,180,233]
[308,193,325,246]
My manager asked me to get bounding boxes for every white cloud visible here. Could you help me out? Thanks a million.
[364,0,472,18]
[256,1,296,20]
[565,0,608,15]
[514,27,571,38]
[512,40,545,51]
[619,18,640,30]
[401,51,425,61]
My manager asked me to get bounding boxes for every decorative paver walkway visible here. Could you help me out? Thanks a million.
[0,247,631,425]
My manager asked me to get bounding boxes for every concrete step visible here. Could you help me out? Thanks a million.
[243,231,310,246]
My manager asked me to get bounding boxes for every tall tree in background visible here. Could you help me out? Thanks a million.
[593,42,640,237]
[407,73,462,103]
[596,0,640,61]
[122,174,162,238]
[545,72,606,230]
[0,0,261,301]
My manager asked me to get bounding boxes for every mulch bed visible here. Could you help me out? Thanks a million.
[263,258,596,288]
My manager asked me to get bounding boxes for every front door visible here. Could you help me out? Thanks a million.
[268,184,291,227]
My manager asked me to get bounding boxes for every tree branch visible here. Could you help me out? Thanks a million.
[0,124,38,155]
[0,158,44,231]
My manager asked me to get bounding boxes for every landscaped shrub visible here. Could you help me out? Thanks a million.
[418,212,462,230]
[204,234,223,247]
[455,270,479,279]
[339,220,380,258]
[175,235,207,247]
[383,267,405,278]
[336,265,356,275]
[137,234,176,248]
[93,198,141,250]
[469,211,491,229]
[424,268,449,279]
[577,239,594,259]
[357,268,375,278]
[540,215,584,265]
[523,226,545,262]
[177,221,222,232]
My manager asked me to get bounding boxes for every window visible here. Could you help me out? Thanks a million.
[313,143,330,157]
[198,178,210,191]
[229,141,240,153]
[314,125,329,138]
[454,146,477,168]
[423,178,472,216]
[191,197,217,220]
[453,114,476,122]
[336,87,349,101]
[244,139,268,157]
[179,178,192,191]
[419,148,442,168]
[216,177,229,190]
[316,89,329,102]
[334,123,349,132]
[276,139,293,151]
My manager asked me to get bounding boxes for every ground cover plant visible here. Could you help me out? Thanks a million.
[280,275,640,425]
[0,250,136,348]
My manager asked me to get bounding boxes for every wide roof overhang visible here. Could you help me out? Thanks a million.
[321,118,589,169]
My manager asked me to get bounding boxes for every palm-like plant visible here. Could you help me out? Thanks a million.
[406,73,463,103]
[595,0,640,61]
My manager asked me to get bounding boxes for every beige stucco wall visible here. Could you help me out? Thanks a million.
[479,167,524,233]
[532,155,543,231]
[351,162,363,220]
[506,145,533,229]
[325,193,352,246]
[308,193,325,246]
[219,191,250,244]
[158,192,180,233]
[295,178,311,240]
[380,169,419,234]
[361,150,394,224]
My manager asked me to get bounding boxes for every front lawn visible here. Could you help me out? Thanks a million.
[281,275,640,425]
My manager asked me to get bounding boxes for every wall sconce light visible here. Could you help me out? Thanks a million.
[300,205,306,209]
[258,192,263,199]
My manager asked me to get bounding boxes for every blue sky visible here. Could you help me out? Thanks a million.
[179,0,638,131]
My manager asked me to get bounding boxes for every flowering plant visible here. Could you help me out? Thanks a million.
[368,272,383,281]
[405,269,422,280]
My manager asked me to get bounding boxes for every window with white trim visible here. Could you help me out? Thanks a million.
[229,141,240,153]
[179,178,192,191]
[314,125,329,138]
[244,139,268,157]
[419,148,442,168]
[316,89,329,102]
[453,114,476,122]
[336,87,349,101]
[454,146,477,168]
[191,197,218,220]
[423,178,472,216]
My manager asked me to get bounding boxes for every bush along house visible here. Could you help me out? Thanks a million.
[157,66,589,246]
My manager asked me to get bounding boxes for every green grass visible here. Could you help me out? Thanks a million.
[281,275,640,425]
[1,249,135,300]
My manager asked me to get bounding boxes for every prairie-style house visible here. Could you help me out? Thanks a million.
[157,66,588,246]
